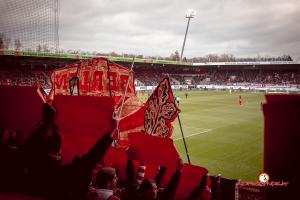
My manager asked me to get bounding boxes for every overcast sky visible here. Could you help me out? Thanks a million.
[59,0,300,60]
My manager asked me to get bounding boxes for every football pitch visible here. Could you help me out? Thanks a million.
[139,90,265,182]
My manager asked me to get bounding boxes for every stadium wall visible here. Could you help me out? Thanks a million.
[135,84,300,93]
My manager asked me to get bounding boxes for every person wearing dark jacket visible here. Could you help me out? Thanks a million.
[19,103,62,196]
[0,128,23,192]
[53,132,115,200]
[137,158,184,200]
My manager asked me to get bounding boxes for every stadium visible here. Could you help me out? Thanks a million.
[1,1,299,200]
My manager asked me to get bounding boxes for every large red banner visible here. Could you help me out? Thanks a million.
[53,95,115,163]
[128,132,180,166]
[49,57,136,104]
[0,86,44,139]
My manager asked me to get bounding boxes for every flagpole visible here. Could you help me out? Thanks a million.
[177,115,191,164]
[116,57,135,142]
[118,57,135,118]
[53,71,56,96]
[167,74,190,164]
[107,60,112,98]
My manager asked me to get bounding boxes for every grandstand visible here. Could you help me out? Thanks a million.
[1,50,299,93]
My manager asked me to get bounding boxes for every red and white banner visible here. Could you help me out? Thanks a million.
[144,76,180,138]
[49,60,179,145]
[118,76,180,145]
[49,57,136,105]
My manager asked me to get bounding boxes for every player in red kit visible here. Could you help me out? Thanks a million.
[239,95,243,106]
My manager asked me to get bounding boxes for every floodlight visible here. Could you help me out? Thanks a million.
[186,9,196,18]
[180,9,196,61]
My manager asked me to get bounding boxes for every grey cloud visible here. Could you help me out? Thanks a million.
[3,0,297,59]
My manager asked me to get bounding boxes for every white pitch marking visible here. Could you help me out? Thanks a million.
[173,129,212,141]
[185,126,210,131]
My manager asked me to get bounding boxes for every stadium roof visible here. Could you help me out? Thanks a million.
[193,61,300,66]
[0,50,192,66]
[1,50,300,70]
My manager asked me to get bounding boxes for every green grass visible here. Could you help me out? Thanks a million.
[139,90,264,182]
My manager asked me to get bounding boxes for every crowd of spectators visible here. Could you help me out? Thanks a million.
[0,70,51,88]
[188,54,293,63]
[135,69,163,86]
[195,70,300,85]
[134,66,203,86]
[1,67,299,89]
[135,68,300,86]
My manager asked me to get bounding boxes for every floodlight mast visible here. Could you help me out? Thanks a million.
[180,9,196,62]
[178,9,196,164]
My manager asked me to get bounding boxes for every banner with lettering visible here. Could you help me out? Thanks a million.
[49,57,136,105]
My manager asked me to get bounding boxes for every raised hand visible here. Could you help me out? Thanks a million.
[200,174,209,189]
[109,112,119,137]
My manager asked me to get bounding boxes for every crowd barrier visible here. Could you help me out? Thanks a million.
[135,84,300,93]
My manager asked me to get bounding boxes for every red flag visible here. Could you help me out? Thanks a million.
[176,164,210,199]
[118,76,180,146]
[103,147,128,181]
[144,76,180,138]
[0,86,44,139]
[128,132,180,167]
[263,94,300,199]
[53,95,114,163]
